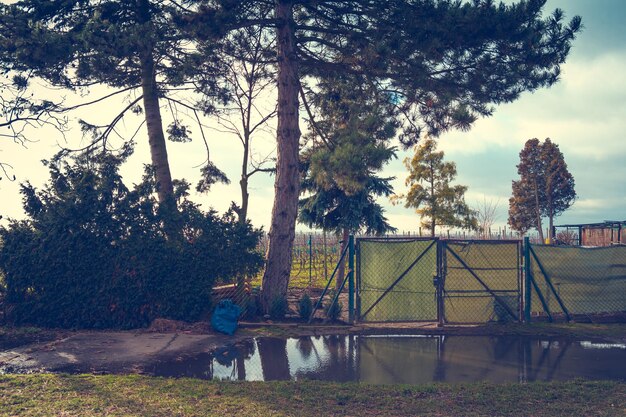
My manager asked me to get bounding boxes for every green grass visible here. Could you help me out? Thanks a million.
[495,322,626,340]
[0,375,624,416]
[251,258,341,289]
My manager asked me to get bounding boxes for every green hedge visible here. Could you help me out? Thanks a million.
[0,154,263,328]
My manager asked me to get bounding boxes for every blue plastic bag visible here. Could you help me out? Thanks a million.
[211,299,242,335]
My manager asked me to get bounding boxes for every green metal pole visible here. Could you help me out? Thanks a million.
[309,234,312,287]
[308,243,349,323]
[529,246,571,322]
[524,237,531,323]
[348,235,355,323]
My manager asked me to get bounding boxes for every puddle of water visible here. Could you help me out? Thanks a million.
[147,335,626,384]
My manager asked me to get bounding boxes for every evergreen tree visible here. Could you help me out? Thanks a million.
[395,139,477,237]
[0,0,227,206]
[190,0,581,308]
[299,75,398,287]
[0,149,263,328]
[508,138,576,241]
[0,72,66,181]
[2,1,582,309]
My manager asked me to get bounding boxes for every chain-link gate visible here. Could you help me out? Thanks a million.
[356,238,522,324]
[441,240,522,324]
[354,236,626,325]
[356,238,438,322]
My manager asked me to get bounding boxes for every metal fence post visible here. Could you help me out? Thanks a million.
[437,239,444,327]
[348,235,355,323]
[308,234,313,287]
[524,237,531,323]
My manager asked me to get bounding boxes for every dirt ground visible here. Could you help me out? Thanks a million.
[0,326,248,375]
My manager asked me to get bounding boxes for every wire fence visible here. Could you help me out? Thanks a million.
[353,237,624,325]
[213,233,344,319]
[252,230,532,290]
[212,233,626,324]
[257,233,343,289]
[528,243,626,322]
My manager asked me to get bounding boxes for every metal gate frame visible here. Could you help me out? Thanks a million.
[355,237,523,324]
[440,239,522,324]
[356,237,439,323]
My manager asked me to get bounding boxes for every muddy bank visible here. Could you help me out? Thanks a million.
[0,330,248,375]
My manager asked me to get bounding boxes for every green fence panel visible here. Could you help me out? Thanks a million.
[443,241,521,323]
[530,244,626,319]
[358,239,438,322]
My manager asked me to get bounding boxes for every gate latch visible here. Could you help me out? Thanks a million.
[432,275,440,287]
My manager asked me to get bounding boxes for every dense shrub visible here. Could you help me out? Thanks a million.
[297,293,312,320]
[269,296,288,320]
[324,291,343,322]
[0,153,263,329]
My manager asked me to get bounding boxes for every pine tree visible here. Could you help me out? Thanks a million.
[0,0,226,207]
[299,75,398,287]
[191,0,580,306]
[190,0,581,308]
[508,138,576,241]
[395,139,477,237]
[2,1,582,308]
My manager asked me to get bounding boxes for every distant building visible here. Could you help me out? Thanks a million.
[553,220,626,246]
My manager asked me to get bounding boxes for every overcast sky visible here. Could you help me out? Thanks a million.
[1,0,625,234]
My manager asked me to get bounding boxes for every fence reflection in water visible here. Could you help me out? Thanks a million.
[147,335,626,384]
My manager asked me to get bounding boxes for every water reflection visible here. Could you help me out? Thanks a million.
[149,335,626,384]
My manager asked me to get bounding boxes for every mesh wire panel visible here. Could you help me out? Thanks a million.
[212,276,257,319]
[443,241,521,323]
[530,244,626,319]
[357,239,437,322]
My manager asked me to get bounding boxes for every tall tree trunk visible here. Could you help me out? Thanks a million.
[548,209,554,243]
[238,88,253,223]
[257,337,291,381]
[532,176,544,242]
[141,55,174,204]
[547,179,554,243]
[430,164,436,238]
[239,138,250,223]
[136,0,174,205]
[239,176,249,224]
[261,0,300,312]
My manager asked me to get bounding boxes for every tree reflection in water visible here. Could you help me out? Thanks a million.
[151,335,626,383]
[257,337,291,380]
